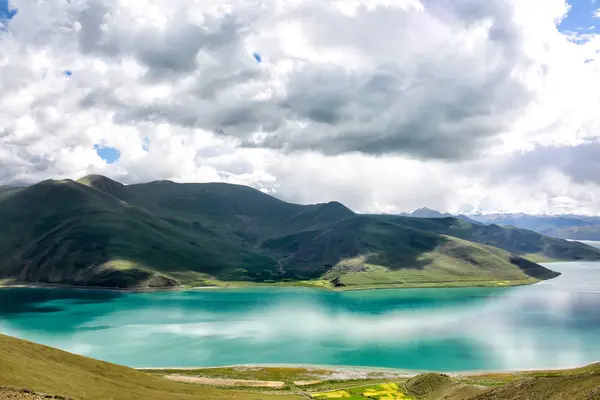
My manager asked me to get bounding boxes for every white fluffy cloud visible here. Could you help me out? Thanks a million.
[1,0,600,214]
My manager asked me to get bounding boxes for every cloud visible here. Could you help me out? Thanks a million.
[61,0,549,160]
[496,142,600,186]
[1,0,600,215]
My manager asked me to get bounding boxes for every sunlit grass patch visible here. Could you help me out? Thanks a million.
[101,259,141,270]
[0,278,17,286]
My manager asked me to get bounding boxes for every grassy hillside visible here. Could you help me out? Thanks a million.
[558,226,600,241]
[400,368,600,400]
[260,216,558,288]
[373,215,600,262]
[126,180,355,243]
[2,334,599,400]
[0,334,299,400]
[0,179,274,288]
[1,175,596,289]
[404,373,487,399]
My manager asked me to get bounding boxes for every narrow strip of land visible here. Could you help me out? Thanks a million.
[164,375,286,388]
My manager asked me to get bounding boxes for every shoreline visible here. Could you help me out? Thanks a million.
[0,278,544,293]
[0,282,221,293]
[136,361,600,378]
[138,363,421,374]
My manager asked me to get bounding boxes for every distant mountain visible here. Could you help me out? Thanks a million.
[454,214,485,225]
[469,213,600,241]
[575,240,600,249]
[2,175,598,289]
[0,186,18,198]
[400,207,452,218]
[400,208,600,240]
[399,208,483,225]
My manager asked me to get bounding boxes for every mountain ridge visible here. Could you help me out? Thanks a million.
[1,175,597,289]
[399,207,600,241]
[468,213,600,241]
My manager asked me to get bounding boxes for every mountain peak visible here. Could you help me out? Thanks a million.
[409,207,452,218]
[319,201,355,214]
[414,207,437,212]
[77,174,123,188]
[76,174,142,206]
[77,174,123,186]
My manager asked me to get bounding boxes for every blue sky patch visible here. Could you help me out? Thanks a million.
[253,52,262,63]
[142,136,150,151]
[0,0,18,31]
[558,0,600,35]
[94,145,121,164]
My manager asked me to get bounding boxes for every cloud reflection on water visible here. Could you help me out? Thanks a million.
[1,262,599,371]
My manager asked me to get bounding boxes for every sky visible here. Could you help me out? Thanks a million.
[1,0,600,215]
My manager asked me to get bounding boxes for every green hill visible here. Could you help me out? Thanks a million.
[374,215,600,262]
[0,179,272,288]
[1,175,598,289]
[125,180,355,242]
[260,216,558,288]
[0,334,299,400]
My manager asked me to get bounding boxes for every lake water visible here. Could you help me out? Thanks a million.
[1,261,600,372]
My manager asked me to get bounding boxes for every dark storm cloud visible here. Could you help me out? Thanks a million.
[499,142,600,185]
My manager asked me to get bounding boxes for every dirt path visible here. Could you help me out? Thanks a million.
[293,380,322,386]
[164,374,286,388]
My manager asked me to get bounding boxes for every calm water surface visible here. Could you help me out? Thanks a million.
[1,261,600,372]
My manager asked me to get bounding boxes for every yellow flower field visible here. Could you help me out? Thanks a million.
[310,382,413,400]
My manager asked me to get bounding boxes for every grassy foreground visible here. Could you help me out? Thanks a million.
[0,334,299,400]
[2,334,600,400]
[146,364,600,400]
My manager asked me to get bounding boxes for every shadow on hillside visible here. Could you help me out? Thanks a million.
[256,217,449,281]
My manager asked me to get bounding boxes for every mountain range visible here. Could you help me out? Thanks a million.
[401,208,600,241]
[469,213,600,240]
[399,207,484,225]
[1,175,599,289]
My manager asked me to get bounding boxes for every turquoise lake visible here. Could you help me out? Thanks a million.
[1,261,600,372]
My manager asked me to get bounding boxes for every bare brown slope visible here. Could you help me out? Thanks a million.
[469,369,600,400]
[0,334,299,400]
[405,368,600,400]
[405,373,489,399]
